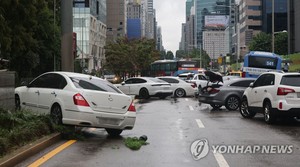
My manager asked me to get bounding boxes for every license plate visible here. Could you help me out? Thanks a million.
[98,117,120,125]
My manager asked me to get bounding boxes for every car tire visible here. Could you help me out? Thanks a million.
[139,88,150,99]
[105,128,123,137]
[210,104,222,110]
[263,101,276,124]
[15,94,21,111]
[225,95,240,111]
[51,104,63,125]
[240,98,256,118]
[175,88,185,97]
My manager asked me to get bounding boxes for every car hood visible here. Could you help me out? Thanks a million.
[204,70,223,83]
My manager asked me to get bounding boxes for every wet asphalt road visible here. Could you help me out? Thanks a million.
[17,97,300,167]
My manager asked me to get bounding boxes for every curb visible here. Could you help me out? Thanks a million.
[0,133,61,167]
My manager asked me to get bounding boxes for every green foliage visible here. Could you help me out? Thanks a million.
[0,109,54,156]
[249,32,288,55]
[175,50,186,59]
[104,37,160,78]
[284,53,300,72]
[189,48,211,69]
[165,51,174,60]
[124,137,148,150]
[0,0,61,78]
[249,32,272,52]
[160,50,167,60]
[274,32,288,55]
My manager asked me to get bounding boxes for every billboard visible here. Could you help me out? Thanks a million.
[204,15,229,28]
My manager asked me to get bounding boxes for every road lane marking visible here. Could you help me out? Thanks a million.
[185,98,189,101]
[195,119,205,128]
[28,140,77,167]
[189,105,194,111]
[213,152,230,167]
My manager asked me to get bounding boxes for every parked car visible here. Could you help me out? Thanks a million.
[177,72,195,81]
[198,78,256,110]
[157,76,197,97]
[240,72,300,124]
[115,77,173,99]
[190,73,209,89]
[15,72,136,136]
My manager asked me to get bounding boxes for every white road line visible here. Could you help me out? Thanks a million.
[213,152,230,167]
[185,98,189,101]
[195,119,205,128]
[189,105,194,111]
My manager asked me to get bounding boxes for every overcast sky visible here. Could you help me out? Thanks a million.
[153,0,186,55]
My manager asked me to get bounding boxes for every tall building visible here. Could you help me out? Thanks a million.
[73,0,107,72]
[194,0,230,47]
[203,31,227,61]
[186,6,196,52]
[290,0,300,53]
[179,23,186,51]
[106,0,127,43]
[127,1,142,39]
[238,0,262,57]
[156,26,164,51]
[262,0,287,34]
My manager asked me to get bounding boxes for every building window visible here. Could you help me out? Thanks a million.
[248,6,261,11]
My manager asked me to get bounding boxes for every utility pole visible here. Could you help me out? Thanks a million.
[61,0,74,72]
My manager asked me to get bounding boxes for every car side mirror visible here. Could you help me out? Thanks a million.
[249,82,254,88]
[121,81,125,85]
[21,81,29,87]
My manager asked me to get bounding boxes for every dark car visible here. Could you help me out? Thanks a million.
[198,78,256,110]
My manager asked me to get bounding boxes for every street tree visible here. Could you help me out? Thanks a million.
[249,32,272,52]
[104,37,159,79]
[175,50,186,59]
[165,51,174,60]
[0,0,60,78]
[274,32,288,55]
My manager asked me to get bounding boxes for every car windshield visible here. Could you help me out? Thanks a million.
[71,77,122,93]
[280,75,300,87]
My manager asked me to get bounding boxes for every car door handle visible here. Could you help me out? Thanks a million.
[35,90,40,95]
[51,91,57,97]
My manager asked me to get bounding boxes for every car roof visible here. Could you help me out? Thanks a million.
[44,71,104,80]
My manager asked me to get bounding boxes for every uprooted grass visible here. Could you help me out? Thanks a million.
[124,137,149,150]
[0,108,84,157]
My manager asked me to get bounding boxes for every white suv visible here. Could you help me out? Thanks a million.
[240,72,300,124]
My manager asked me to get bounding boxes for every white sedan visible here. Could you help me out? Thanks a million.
[115,77,173,99]
[157,76,197,97]
[15,72,136,136]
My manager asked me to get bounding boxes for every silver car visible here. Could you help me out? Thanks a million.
[198,78,256,111]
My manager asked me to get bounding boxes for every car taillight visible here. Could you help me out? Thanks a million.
[209,88,220,94]
[128,101,136,112]
[277,87,295,96]
[242,72,246,78]
[73,93,90,106]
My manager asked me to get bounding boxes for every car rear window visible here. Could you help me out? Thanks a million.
[280,75,300,87]
[71,77,122,93]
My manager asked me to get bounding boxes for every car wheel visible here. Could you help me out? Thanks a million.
[225,95,240,111]
[210,104,221,110]
[105,128,123,137]
[240,98,256,118]
[15,94,21,111]
[139,88,150,99]
[175,88,185,97]
[263,101,276,124]
[51,104,63,125]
